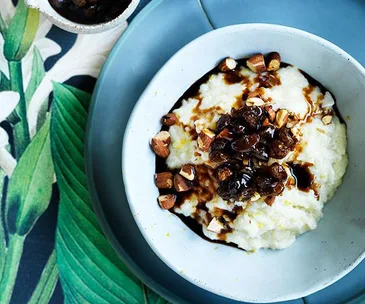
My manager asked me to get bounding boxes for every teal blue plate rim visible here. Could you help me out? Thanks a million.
[86,0,365,303]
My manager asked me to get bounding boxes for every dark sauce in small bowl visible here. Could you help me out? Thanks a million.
[49,0,132,25]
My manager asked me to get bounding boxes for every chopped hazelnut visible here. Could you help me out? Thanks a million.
[246,54,266,73]
[266,52,281,71]
[207,218,224,233]
[246,97,265,107]
[151,131,171,158]
[161,113,177,126]
[218,57,237,72]
[154,172,173,189]
[158,194,176,210]
[322,115,333,125]
[275,109,289,128]
[179,164,196,181]
[174,174,193,192]
[197,128,215,152]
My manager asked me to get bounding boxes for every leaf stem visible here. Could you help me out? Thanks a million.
[28,249,58,304]
[0,12,6,35]
[8,60,30,158]
[0,170,7,282]
[0,233,25,304]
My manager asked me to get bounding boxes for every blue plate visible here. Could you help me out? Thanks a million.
[86,0,365,303]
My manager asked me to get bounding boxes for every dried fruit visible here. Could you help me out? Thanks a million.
[266,52,281,71]
[216,167,233,181]
[251,143,269,161]
[277,127,295,147]
[246,54,266,73]
[218,57,237,72]
[217,114,232,131]
[269,163,287,181]
[231,134,260,152]
[174,174,193,192]
[161,113,178,126]
[211,138,229,151]
[197,128,215,152]
[158,194,176,210]
[179,164,196,181]
[270,140,290,159]
[217,128,234,141]
[242,106,265,129]
[151,131,171,158]
[155,172,174,189]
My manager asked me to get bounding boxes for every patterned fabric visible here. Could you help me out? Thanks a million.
[0,0,166,303]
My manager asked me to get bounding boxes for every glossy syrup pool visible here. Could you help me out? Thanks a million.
[49,0,132,25]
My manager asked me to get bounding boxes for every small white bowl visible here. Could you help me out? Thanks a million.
[25,0,139,34]
[123,24,365,302]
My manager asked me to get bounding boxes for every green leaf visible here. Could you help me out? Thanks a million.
[25,46,45,105]
[4,0,39,61]
[0,169,6,281]
[144,285,169,304]
[51,83,167,304]
[5,117,54,236]
[0,72,10,91]
[28,250,58,304]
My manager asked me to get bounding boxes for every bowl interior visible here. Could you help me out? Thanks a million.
[123,24,365,303]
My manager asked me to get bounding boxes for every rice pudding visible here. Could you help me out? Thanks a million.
[150,52,348,251]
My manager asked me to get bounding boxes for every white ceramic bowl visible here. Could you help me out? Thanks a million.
[123,24,365,303]
[25,0,139,34]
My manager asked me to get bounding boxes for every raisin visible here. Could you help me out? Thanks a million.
[217,114,232,131]
[231,134,260,152]
[211,139,229,151]
[242,106,264,129]
[259,126,275,142]
[269,163,287,181]
[209,150,229,164]
[251,143,269,161]
[254,173,284,196]
[277,128,295,147]
[270,139,290,159]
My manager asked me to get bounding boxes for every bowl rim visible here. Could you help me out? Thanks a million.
[26,0,140,34]
[122,23,365,302]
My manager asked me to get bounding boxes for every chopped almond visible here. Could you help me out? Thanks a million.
[207,218,224,233]
[179,164,196,181]
[266,52,281,71]
[218,57,237,72]
[174,174,193,192]
[265,106,276,122]
[247,54,266,73]
[161,113,177,126]
[158,194,176,210]
[197,128,215,152]
[151,131,171,158]
[275,109,289,128]
[246,97,265,107]
[322,115,333,125]
[265,196,276,206]
[154,172,173,189]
